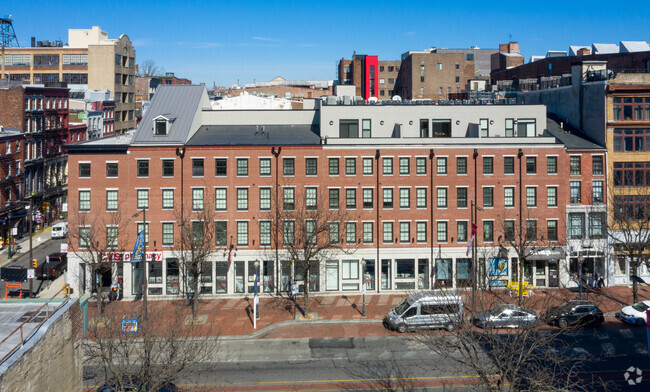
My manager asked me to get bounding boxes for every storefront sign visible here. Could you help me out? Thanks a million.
[101,251,163,263]
[525,247,566,260]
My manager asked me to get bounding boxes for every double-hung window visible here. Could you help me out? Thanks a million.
[237,188,248,211]
[137,189,149,209]
[192,188,204,211]
[215,188,227,211]
[106,190,118,211]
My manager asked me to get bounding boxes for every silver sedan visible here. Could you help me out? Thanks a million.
[473,304,539,330]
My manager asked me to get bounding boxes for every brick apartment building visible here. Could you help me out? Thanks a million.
[0,81,71,232]
[135,72,192,101]
[338,47,497,101]
[64,85,607,299]
[0,26,136,134]
[498,52,650,285]
[0,127,24,245]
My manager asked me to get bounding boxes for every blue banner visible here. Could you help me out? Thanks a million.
[489,258,508,276]
[131,230,145,263]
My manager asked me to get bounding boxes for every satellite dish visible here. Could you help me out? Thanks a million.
[368,97,378,103]
[392,95,402,101]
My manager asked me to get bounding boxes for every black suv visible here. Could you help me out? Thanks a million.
[545,300,604,329]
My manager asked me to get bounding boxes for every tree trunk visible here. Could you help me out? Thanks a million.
[303,265,310,314]
[192,270,200,318]
[96,271,104,315]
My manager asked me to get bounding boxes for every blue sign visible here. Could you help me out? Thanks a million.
[489,258,508,276]
[121,317,139,333]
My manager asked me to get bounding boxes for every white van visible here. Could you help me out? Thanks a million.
[51,222,68,239]
[384,290,464,333]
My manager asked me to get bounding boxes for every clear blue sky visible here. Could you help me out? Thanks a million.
[3,1,650,87]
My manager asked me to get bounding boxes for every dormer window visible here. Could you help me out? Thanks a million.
[153,115,175,136]
[155,119,167,135]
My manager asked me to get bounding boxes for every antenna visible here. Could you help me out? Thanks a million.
[0,16,19,48]
[508,33,512,43]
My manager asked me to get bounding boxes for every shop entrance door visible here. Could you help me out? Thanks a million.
[548,260,559,287]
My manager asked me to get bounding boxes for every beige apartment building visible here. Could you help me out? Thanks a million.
[0,26,136,134]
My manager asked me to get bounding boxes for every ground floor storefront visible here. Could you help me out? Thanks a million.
[68,245,606,299]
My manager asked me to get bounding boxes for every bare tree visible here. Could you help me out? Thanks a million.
[173,199,219,319]
[84,302,219,391]
[68,203,131,315]
[263,187,358,314]
[413,290,610,392]
[496,208,556,307]
[136,60,164,77]
[608,184,650,303]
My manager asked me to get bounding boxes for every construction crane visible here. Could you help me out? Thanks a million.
[1,16,20,80]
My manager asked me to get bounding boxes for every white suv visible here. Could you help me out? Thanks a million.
[51,222,68,239]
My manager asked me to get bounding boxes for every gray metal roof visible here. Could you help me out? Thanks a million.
[131,85,209,145]
[545,115,605,150]
[186,124,321,146]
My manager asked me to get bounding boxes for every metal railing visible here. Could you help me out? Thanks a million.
[0,284,70,364]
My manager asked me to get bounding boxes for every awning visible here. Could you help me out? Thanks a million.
[0,209,27,226]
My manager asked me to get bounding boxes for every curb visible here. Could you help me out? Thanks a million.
[220,317,383,340]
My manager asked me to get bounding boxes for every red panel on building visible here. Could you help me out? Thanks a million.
[364,56,379,100]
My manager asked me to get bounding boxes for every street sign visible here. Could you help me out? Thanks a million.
[362,283,366,294]
[11,228,17,236]
[27,268,35,279]
[121,317,139,333]
[43,202,49,210]
[62,203,68,212]
[61,243,68,253]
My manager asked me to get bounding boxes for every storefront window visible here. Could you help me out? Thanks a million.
[435,259,452,288]
[381,259,391,290]
[342,259,359,290]
[418,259,428,289]
[215,262,228,293]
[281,261,291,292]
[395,259,415,279]
[263,260,275,292]
[201,262,213,294]
[364,259,375,290]
[166,258,179,295]
[456,258,471,288]
[235,261,245,293]
[326,260,339,291]
[148,262,163,286]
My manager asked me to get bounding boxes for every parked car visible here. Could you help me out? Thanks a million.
[545,300,604,329]
[51,222,68,239]
[473,304,539,330]
[617,300,650,326]
[36,252,67,280]
[384,290,463,333]
[96,381,178,392]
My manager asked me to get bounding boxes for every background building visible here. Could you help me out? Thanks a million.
[338,47,497,101]
[0,26,136,134]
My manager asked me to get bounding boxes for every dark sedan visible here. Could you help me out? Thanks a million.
[545,300,604,329]
[473,304,539,330]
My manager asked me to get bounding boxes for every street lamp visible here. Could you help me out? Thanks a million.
[361,258,367,318]
[470,200,483,310]
[132,207,148,318]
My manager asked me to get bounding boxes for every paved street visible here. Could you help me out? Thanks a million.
[83,328,650,391]
[0,227,65,299]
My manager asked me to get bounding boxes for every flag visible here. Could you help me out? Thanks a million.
[254,273,259,298]
[466,223,478,256]
[228,247,232,264]
[131,230,145,263]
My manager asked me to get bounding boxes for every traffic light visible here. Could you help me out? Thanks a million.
[32,258,37,269]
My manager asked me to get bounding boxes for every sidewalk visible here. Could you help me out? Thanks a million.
[89,285,650,340]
